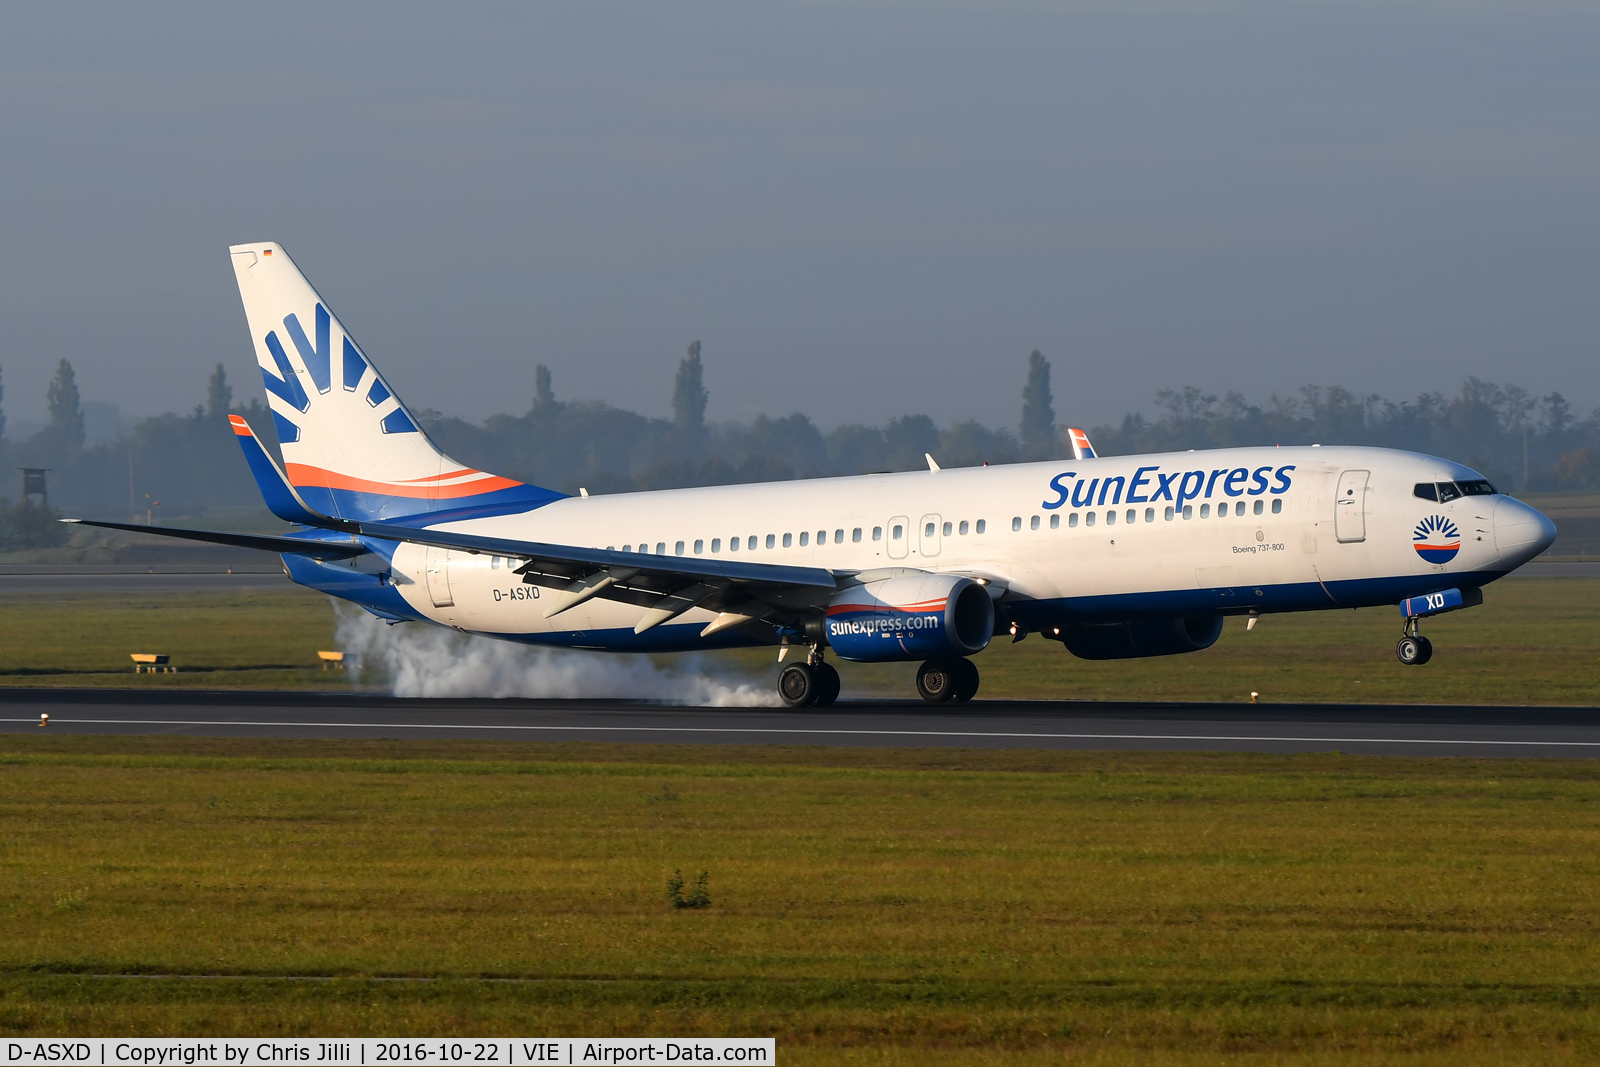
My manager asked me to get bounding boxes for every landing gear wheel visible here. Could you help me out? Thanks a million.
[916,659,960,703]
[952,658,980,703]
[778,663,818,706]
[1395,635,1433,666]
[813,662,841,707]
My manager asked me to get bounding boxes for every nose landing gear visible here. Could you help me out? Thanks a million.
[777,645,841,707]
[1395,617,1434,666]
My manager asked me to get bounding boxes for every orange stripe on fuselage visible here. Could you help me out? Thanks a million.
[284,463,524,500]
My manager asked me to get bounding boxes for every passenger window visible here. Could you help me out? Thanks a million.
[943,521,953,536]
[852,528,862,542]
[960,520,970,535]
[925,522,936,538]
[729,537,739,552]
[1183,505,1194,519]
[1165,506,1174,521]
[817,530,826,544]
[975,519,986,534]
[749,536,758,550]
[1106,510,1117,526]
[490,556,501,569]
[1144,507,1154,523]
[1253,499,1264,515]
[1069,513,1079,528]
[1126,509,1136,524]
[711,538,721,553]
[873,526,883,541]
[799,531,809,546]
[623,544,632,553]
[1437,482,1461,502]
[1414,482,1438,501]
[657,542,667,555]
[766,534,776,549]
[893,524,904,539]
[694,539,703,554]
[835,529,844,543]
[1048,515,1058,529]
[1200,504,1211,518]
[675,541,685,555]
[1086,512,1096,527]
[782,533,792,548]
[1030,515,1040,531]
[1271,499,1282,514]
[1012,516,1022,531]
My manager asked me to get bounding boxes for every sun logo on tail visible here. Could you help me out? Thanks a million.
[1413,514,1461,564]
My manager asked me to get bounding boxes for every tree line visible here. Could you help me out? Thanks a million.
[0,348,1596,548]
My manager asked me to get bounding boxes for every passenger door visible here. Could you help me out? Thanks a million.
[425,546,455,607]
[886,515,909,560]
[1334,470,1370,543]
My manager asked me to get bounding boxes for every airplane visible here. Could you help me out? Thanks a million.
[68,243,1558,706]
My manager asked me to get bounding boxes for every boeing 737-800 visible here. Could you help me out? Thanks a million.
[68,243,1558,706]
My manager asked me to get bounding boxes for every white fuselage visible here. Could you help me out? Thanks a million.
[299,444,1552,653]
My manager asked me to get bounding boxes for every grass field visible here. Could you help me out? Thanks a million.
[1,736,1599,1063]
[0,576,1595,703]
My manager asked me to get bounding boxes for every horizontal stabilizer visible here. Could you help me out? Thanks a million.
[61,518,365,559]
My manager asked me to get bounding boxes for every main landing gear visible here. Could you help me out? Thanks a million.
[1395,616,1434,666]
[916,657,980,704]
[777,647,841,708]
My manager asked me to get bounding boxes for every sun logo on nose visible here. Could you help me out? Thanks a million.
[1413,514,1461,564]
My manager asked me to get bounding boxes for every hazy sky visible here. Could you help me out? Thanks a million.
[3,2,1597,433]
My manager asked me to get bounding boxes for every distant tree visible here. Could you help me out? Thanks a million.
[673,341,708,437]
[1020,350,1056,460]
[532,364,557,413]
[0,363,7,444]
[46,359,85,451]
[883,414,940,471]
[205,363,232,420]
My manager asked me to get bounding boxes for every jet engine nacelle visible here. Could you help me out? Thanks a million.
[1057,615,1224,660]
[825,573,995,663]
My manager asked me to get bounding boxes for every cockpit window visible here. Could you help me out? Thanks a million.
[1413,483,1438,501]
[1436,482,1462,503]
[1457,480,1497,496]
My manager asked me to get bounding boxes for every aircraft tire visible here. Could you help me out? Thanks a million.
[1395,635,1433,666]
[916,659,960,703]
[778,663,818,707]
[813,663,841,707]
[951,658,980,702]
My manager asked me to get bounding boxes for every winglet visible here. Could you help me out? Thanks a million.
[925,453,941,472]
[1066,427,1097,461]
[229,414,348,528]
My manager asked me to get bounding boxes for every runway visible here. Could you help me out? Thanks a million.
[2,689,1597,757]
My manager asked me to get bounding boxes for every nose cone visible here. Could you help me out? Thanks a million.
[1493,497,1557,569]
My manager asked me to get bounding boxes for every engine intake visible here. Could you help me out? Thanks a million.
[825,573,994,663]
[1057,615,1224,660]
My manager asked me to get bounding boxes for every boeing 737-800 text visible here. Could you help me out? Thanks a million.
[68,244,1558,705]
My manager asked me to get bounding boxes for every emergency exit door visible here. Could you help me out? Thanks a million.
[1334,469,1370,543]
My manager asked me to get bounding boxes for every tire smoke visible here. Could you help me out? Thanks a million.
[332,605,780,706]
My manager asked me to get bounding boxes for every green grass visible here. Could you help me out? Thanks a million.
[0,588,342,688]
[2,737,1600,1063]
[0,577,1595,703]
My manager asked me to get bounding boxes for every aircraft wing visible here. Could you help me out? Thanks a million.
[61,518,365,559]
[62,516,838,635]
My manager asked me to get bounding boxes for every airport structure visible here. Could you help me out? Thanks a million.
[68,244,1557,706]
